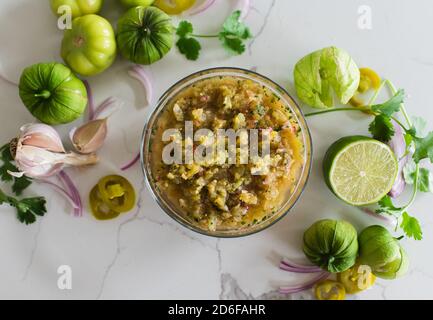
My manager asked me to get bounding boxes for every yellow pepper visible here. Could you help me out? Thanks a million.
[154,0,196,15]
[337,263,376,294]
[89,186,121,220]
[358,68,381,93]
[89,175,136,221]
[314,280,346,300]
[349,67,381,111]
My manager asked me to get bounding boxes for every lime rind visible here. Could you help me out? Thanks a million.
[328,138,398,206]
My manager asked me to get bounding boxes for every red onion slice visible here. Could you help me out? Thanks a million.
[388,121,409,198]
[279,272,329,294]
[83,80,95,121]
[0,70,18,86]
[361,208,396,226]
[128,65,153,107]
[93,97,120,120]
[280,259,323,273]
[121,152,140,171]
[37,177,79,210]
[187,0,216,16]
[58,170,83,217]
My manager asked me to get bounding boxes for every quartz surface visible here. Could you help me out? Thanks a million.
[1,0,433,300]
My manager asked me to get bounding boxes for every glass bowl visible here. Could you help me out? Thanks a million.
[141,67,312,237]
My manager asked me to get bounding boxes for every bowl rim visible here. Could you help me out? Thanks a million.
[140,66,313,238]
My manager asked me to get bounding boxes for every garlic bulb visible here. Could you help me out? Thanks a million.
[9,123,98,178]
[70,118,108,154]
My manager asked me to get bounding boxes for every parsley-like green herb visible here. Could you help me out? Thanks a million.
[0,188,46,225]
[0,143,32,196]
[176,11,252,61]
[368,114,395,142]
[400,212,423,241]
[304,79,431,241]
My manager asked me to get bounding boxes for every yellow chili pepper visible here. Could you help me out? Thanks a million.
[349,67,382,112]
[154,0,196,15]
[314,280,346,300]
[89,186,121,220]
[89,175,136,221]
[337,263,376,294]
[358,68,381,93]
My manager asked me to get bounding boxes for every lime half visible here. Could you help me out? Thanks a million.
[323,136,398,206]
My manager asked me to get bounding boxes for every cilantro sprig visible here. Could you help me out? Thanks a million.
[1,143,46,225]
[0,143,32,196]
[176,11,252,61]
[0,188,46,225]
[304,79,433,241]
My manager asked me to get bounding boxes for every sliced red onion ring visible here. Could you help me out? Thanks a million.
[58,170,83,217]
[279,272,329,294]
[235,0,251,20]
[361,208,396,226]
[280,259,322,273]
[388,120,409,198]
[83,80,95,121]
[0,70,18,86]
[37,178,79,210]
[187,0,216,16]
[128,65,153,107]
[93,97,120,120]
[121,152,140,171]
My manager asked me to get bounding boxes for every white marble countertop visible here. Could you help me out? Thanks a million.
[1,0,433,300]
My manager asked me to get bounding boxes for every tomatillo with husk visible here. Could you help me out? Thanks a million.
[50,0,104,18]
[117,6,174,65]
[303,219,358,273]
[19,62,87,125]
[358,225,409,279]
[61,14,117,76]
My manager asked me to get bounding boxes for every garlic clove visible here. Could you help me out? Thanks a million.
[19,123,65,153]
[71,119,108,154]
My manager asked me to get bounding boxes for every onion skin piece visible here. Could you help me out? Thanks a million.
[388,121,408,198]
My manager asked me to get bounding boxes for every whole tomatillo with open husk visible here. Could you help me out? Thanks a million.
[303,219,358,273]
[358,225,409,279]
[294,46,360,109]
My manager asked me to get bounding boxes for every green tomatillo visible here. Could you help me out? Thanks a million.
[119,0,155,8]
[117,6,174,65]
[50,0,104,18]
[358,225,409,279]
[61,14,117,76]
[19,62,87,125]
[303,219,358,273]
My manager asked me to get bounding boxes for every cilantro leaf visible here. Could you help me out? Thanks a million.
[12,176,32,196]
[176,21,201,61]
[411,116,428,138]
[368,114,395,142]
[418,168,433,193]
[413,131,433,163]
[0,143,32,195]
[218,10,252,55]
[400,212,423,240]
[376,195,402,215]
[404,160,433,192]
[176,21,193,37]
[403,160,417,185]
[0,188,46,225]
[371,89,404,116]
[176,37,201,61]
[219,36,246,55]
[0,145,15,182]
